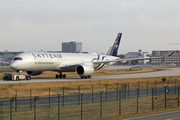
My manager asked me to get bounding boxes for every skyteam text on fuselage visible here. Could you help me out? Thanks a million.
[32,53,63,59]
[10,33,172,79]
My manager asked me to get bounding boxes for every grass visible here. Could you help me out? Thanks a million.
[0,66,180,119]
[0,66,12,71]
[0,75,180,99]
[0,93,180,120]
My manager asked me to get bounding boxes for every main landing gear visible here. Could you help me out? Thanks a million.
[81,75,91,79]
[56,73,66,79]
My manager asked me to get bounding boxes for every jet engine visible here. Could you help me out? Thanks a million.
[76,65,94,76]
[26,71,43,76]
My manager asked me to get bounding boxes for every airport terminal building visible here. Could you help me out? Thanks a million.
[125,49,150,65]
[0,51,23,66]
[151,50,180,65]
[62,41,82,53]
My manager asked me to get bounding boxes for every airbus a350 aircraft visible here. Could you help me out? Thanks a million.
[10,33,173,79]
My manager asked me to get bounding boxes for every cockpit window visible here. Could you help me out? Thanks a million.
[14,57,23,61]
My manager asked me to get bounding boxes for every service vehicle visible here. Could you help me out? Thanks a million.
[3,73,31,81]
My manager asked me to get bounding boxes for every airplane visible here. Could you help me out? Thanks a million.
[10,33,174,79]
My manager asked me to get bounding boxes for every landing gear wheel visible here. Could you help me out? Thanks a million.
[81,76,91,79]
[26,76,30,80]
[16,76,19,81]
[56,74,58,79]
[59,74,62,79]
[62,74,66,78]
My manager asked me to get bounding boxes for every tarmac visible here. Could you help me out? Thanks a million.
[0,67,180,84]
[121,110,180,120]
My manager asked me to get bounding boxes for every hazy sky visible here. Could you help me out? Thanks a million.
[1,0,180,54]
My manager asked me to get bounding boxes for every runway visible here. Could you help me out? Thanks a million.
[121,110,180,120]
[0,67,180,84]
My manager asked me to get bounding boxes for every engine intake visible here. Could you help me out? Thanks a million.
[76,65,94,76]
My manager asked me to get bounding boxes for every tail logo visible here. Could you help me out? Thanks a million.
[114,41,119,50]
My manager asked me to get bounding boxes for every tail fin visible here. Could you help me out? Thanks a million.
[106,33,122,56]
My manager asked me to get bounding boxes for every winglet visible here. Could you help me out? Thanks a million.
[106,33,122,56]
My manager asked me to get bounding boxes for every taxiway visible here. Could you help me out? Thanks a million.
[0,67,180,84]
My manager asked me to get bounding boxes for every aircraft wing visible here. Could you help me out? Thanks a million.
[59,51,174,69]
[59,57,163,70]
[92,56,162,64]
[93,51,175,64]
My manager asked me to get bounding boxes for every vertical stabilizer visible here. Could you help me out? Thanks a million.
[106,33,122,56]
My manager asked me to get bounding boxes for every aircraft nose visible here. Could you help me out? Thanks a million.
[10,62,18,70]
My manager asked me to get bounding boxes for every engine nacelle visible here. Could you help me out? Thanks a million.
[26,71,43,76]
[76,65,94,76]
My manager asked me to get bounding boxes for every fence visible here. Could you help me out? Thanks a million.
[0,80,180,120]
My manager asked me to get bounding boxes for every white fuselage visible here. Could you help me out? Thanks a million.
[10,52,118,72]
